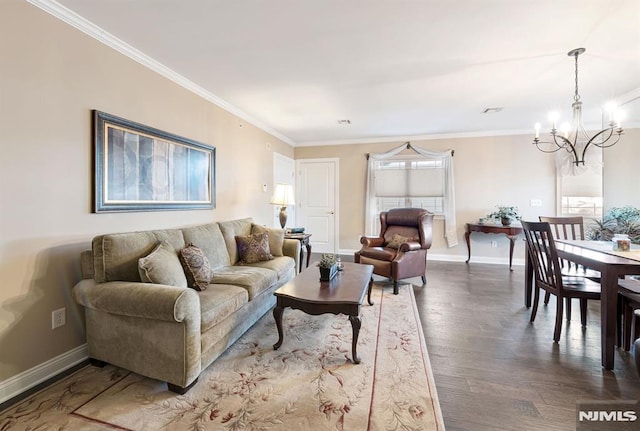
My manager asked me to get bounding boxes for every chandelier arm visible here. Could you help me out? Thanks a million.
[553,134,581,162]
[533,139,564,153]
[591,132,623,149]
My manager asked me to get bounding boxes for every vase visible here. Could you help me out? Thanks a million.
[501,217,511,226]
[319,264,338,281]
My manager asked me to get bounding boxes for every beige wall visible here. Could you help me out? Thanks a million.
[296,135,558,257]
[604,128,640,209]
[0,0,293,383]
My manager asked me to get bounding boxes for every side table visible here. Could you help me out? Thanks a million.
[464,223,523,271]
[284,233,312,273]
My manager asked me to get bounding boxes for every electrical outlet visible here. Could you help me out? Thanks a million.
[490,240,498,248]
[530,199,543,207]
[52,308,66,329]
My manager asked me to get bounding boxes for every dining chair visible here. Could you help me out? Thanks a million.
[521,221,601,342]
[538,216,601,319]
[617,278,640,350]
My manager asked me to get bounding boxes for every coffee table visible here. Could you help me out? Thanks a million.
[272,262,374,364]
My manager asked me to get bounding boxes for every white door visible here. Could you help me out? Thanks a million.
[273,153,295,228]
[296,158,338,253]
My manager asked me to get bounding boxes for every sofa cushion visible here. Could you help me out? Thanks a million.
[236,232,273,264]
[138,240,188,287]
[218,218,253,264]
[93,229,185,283]
[181,223,230,270]
[245,256,295,280]
[179,243,214,291]
[251,224,284,257]
[198,284,248,332]
[210,266,278,300]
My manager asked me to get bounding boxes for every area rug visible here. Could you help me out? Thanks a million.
[0,285,444,430]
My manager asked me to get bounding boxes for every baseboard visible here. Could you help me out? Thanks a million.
[338,249,525,267]
[0,344,88,406]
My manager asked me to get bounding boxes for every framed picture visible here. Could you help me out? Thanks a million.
[93,110,215,212]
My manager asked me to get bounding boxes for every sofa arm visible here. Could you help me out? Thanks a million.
[360,236,384,247]
[399,241,422,252]
[283,238,301,268]
[73,279,199,323]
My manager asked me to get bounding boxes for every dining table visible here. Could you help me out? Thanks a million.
[524,239,640,370]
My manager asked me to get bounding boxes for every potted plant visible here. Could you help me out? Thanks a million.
[487,205,522,226]
[318,253,338,281]
[588,206,640,244]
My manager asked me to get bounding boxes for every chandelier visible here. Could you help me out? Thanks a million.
[533,48,624,166]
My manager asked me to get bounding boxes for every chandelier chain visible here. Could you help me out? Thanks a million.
[574,52,580,102]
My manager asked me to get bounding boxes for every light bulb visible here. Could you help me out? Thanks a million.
[548,111,559,129]
[534,122,541,138]
[560,122,571,139]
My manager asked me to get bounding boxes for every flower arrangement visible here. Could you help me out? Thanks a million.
[588,206,640,244]
[318,253,338,269]
[318,253,339,281]
[486,205,522,225]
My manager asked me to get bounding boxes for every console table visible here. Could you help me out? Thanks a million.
[284,233,312,273]
[464,223,523,271]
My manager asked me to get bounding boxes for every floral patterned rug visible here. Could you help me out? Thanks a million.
[1,285,444,430]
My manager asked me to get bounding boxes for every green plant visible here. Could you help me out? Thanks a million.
[587,206,640,244]
[318,253,337,268]
[486,205,522,221]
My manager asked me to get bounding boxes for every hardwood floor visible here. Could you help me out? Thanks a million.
[409,260,640,431]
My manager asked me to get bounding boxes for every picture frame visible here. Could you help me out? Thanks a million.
[93,110,215,213]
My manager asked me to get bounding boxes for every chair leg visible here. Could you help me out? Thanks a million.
[617,297,624,347]
[624,304,633,351]
[553,295,564,342]
[393,281,399,295]
[544,291,551,305]
[579,299,587,326]
[421,275,426,285]
[530,287,541,323]
[566,298,572,321]
[634,338,640,377]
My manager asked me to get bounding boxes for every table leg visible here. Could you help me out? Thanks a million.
[507,235,518,271]
[464,230,471,263]
[601,268,618,370]
[305,242,311,269]
[273,306,284,350]
[298,247,304,273]
[367,277,374,306]
[349,315,362,364]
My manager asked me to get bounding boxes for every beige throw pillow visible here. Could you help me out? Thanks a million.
[251,224,285,257]
[236,231,274,264]
[386,234,414,249]
[138,240,188,288]
[179,243,213,291]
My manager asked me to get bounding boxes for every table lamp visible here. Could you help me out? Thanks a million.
[270,184,295,228]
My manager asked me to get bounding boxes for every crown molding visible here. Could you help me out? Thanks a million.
[25,0,295,146]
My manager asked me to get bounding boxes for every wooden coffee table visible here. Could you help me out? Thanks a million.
[272,262,374,364]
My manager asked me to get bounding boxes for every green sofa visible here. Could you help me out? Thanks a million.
[72,218,299,394]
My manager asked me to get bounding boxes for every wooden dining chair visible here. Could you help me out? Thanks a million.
[522,221,601,342]
[538,216,601,319]
[617,278,640,351]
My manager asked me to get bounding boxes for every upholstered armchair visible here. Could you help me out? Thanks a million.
[354,208,434,294]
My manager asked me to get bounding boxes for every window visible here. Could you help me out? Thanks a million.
[557,149,603,218]
[373,156,444,222]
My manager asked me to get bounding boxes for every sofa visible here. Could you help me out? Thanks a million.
[72,217,300,394]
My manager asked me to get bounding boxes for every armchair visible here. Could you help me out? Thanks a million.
[354,208,434,294]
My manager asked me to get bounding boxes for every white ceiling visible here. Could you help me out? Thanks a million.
[47,0,640,145]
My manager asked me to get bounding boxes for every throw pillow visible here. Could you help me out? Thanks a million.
[236,231,274,264]
[251,224,285,257]
[178,243,214,291]
[138,240,188,288]
[386,234,414,249]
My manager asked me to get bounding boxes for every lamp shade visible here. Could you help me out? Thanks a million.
[270,184,295,206]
